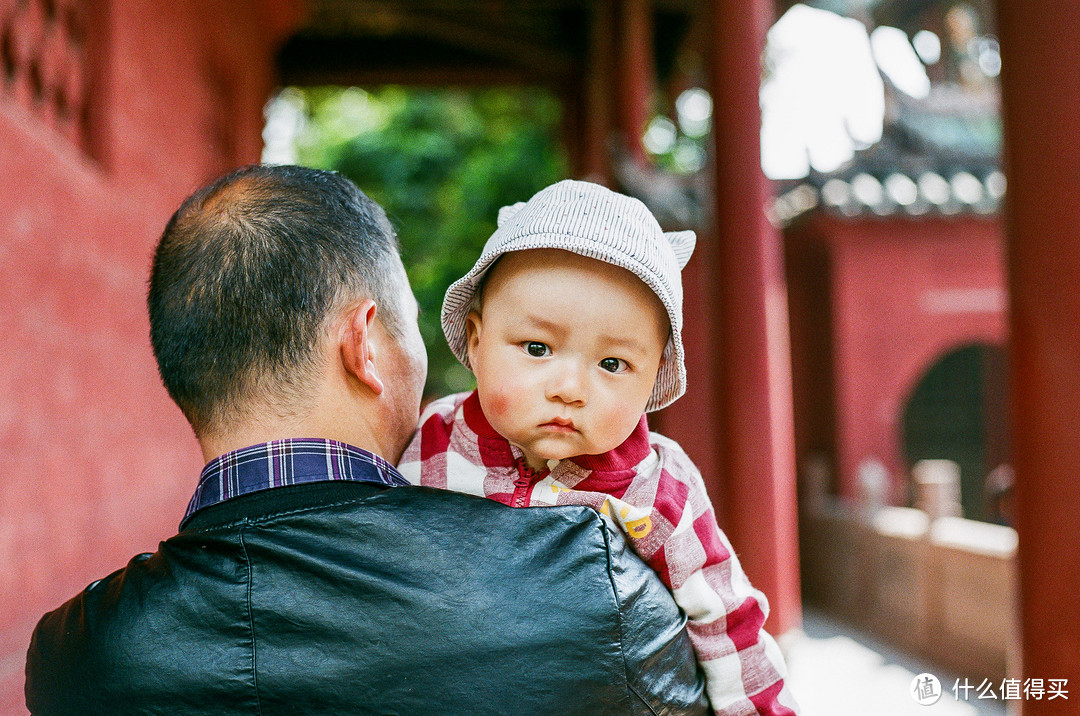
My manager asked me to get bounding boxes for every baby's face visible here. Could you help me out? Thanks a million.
[465,249,668,471]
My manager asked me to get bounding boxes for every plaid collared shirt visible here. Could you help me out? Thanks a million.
[184,438,408,522]
[399,391,799,716]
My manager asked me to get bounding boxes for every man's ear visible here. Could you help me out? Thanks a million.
[464,311,483,369]
[340,299,384,396]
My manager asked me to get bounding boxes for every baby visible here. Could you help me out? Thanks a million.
[399,180,797,715]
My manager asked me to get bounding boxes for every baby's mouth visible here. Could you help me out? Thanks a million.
[540,417,578,433]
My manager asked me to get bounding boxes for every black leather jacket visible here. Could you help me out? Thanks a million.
[26,480,707,714]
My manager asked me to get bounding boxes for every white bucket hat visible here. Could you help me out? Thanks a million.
[442,179,696,412]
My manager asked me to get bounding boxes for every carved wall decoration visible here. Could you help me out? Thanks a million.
[1,0,94,152]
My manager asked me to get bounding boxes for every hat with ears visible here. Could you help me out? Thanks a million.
[441,179,696,412]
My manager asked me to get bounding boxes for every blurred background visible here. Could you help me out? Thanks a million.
[2,0,1076,713]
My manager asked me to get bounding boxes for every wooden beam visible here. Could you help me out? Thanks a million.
[304,0,575,77]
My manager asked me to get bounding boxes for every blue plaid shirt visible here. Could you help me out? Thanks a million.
[184,438,408,521]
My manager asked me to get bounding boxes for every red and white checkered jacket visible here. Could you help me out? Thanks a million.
[399,391,798,715]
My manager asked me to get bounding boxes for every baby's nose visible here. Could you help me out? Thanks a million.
[546,362,588,405]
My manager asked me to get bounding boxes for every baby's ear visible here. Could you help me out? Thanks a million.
[665,230,696,269]
[464,312,483,368]
[497,202,527,227]
[659,338,672,368]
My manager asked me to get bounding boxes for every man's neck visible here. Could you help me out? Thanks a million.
[198,418,387,466]
[195,368,402,466]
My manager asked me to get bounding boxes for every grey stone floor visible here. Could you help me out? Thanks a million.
[784,607,1010,715]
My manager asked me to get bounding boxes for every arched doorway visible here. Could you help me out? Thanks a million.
[901,342,1010,522]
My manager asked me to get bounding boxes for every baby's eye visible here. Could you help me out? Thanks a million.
[599,357,628,373]
[524,341,551,357]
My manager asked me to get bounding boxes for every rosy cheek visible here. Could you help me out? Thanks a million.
[486,392,510,419]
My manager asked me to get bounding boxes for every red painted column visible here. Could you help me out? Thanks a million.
[616,0,654,165]
[580,0,616,184]
[997,2,1080,708]
[707,0,801,635]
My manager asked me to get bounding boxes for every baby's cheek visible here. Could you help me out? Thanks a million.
[477,366,531,420]
[480,387,532,444]
[609,404,646,442]
[485,391,510,419]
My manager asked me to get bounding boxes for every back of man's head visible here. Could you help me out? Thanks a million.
[148,164,405,437]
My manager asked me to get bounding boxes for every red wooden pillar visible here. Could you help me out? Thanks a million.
[580,0,617,184]
[998,2,1080,708]
[616,0,654,165]
[707,0,801,635]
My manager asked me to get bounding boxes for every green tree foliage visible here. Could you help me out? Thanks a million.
[292,86,568,398]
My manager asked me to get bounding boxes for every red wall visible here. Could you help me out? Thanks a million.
[787,213,1006,505]
[0,1,296,711]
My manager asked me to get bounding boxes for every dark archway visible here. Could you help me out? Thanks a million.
[902,342,1010,522]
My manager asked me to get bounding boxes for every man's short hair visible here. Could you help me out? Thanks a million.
[148,164,406,436]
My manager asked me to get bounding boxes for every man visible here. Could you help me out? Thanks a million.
[25,165,707,714]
